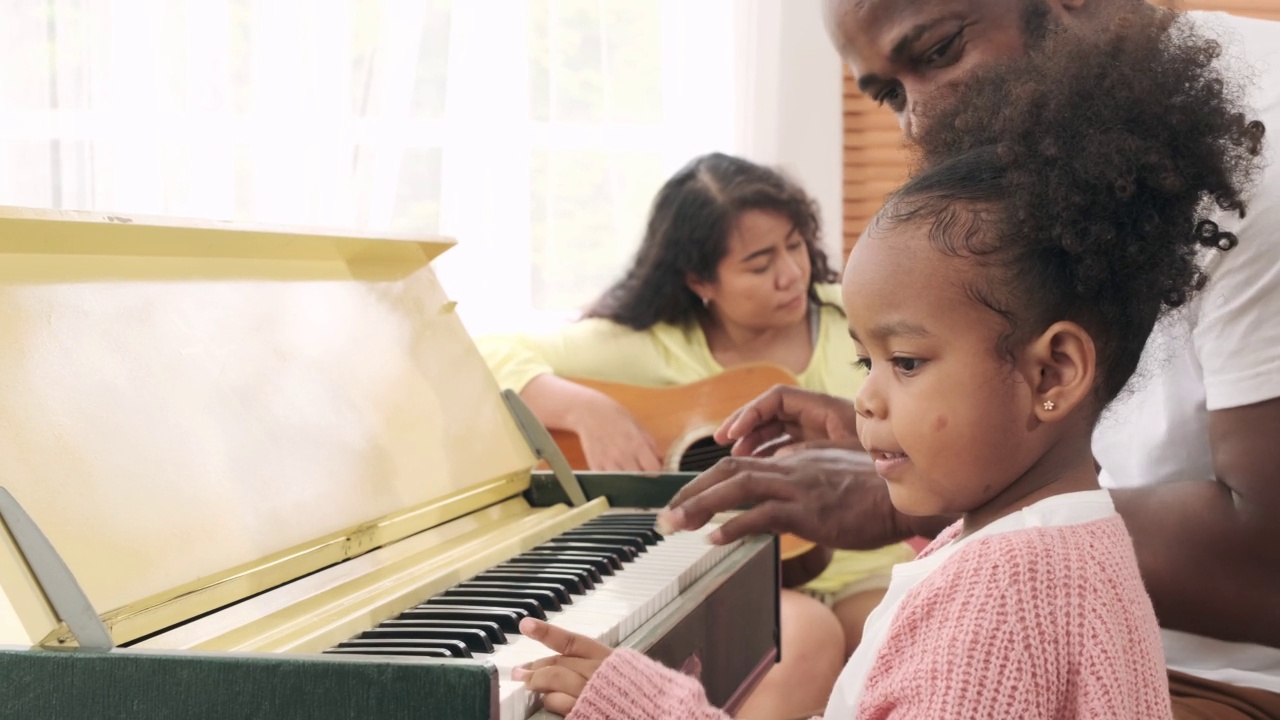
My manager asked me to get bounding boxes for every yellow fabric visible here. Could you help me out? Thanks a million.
[476,282,909,595]
[476,283,859,400]
[801,542,920,604]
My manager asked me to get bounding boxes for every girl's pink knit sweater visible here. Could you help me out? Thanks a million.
[563,515,1172,719]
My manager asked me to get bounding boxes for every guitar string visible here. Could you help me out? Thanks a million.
[681,447,732,462]
[678,444,734,469]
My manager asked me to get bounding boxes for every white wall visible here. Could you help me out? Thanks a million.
[735,0,845,264]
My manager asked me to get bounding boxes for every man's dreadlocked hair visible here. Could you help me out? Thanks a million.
[874,9,1265,404]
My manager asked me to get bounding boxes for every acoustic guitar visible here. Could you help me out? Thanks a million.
[548,364,821,569]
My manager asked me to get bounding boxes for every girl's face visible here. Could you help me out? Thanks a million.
[689,209,812,331]
[843,218,1047,518]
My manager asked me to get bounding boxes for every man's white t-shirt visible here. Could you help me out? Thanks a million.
[1092,10,1280,694]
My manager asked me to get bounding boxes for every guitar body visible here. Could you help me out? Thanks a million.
[549,363,798,472]
[548,364,821,567]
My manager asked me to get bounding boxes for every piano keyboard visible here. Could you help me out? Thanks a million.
[132,504,751,720]
[322,512,739,720]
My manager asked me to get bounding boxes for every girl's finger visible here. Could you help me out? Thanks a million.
[521,665,588,698]
[520,617,610,659]
[517,653,602,678]
[541,691,581,717]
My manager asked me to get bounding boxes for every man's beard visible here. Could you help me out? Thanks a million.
[1022,0,1057,46]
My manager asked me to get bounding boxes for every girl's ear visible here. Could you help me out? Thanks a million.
[1024,321,1096,422]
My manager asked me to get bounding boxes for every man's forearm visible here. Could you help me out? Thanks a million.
[1112,480,1280,648]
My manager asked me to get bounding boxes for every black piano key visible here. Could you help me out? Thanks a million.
[425,595,546,621]
[582,513,657,524]
[323,646,452,658]
[444,586,561,613]
[550,533,647,553]
[581,519,663,537]
[356,627,493,654]
[581,512,660,530]
[583,520,660,538]
[580,526,660,538]
[539,541,634,564]
[455,580,571,606]
[398,606,524,633]
[562,528,660,546]
[373,619,506,645]
[520,550,617,573]
[587,513,659,524]
[337,637,471,658]
[494,561,601,586]
[476,572,585,595]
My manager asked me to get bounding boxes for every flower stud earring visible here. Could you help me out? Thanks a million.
[1043,400,1055,411]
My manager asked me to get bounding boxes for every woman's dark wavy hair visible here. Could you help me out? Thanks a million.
[585,152,839,329]
[873,10,1264,404]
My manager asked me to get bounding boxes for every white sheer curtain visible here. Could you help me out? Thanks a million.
[0,0,743,335]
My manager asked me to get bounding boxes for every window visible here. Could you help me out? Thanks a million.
[1,0,740,334]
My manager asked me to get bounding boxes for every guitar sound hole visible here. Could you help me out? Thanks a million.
[677,437,733,473]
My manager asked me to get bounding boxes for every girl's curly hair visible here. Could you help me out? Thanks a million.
[586,152,839,329]
[876,9,1265,403]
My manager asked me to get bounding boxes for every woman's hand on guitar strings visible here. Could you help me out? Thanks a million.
[571,391,664,472]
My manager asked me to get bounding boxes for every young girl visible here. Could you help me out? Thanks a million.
[510,12,1264,720]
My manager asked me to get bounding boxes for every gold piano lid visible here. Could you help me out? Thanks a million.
[0,206,539,647]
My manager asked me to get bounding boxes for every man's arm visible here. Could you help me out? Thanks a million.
[1112,396,1280,648]
[660,447,950,550]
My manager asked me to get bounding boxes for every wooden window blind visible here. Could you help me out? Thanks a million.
[841,0,1280,260]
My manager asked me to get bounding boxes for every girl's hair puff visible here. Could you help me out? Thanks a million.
[876,10,1264,403]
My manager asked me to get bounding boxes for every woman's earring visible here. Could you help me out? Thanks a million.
[701,296,710,308]
[1042,400,1055,411]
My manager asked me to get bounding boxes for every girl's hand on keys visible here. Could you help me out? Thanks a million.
[512,617,611,716]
